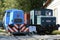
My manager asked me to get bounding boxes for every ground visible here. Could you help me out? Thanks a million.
[0,34,60,40]
[0,28,60,40]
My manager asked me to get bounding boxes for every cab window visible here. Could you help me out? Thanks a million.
[7,12,10,17]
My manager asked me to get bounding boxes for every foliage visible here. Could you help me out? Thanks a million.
[52,30,60,35]
[0,0,19,20]
[0,0,47,20]
[17,0,47,11]
[30,0,47,10]
[16,0,31,12]
[0,0,47,12]
[1,0,18,12]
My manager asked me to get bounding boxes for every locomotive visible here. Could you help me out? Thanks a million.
[3,9,36,35]
[3,9,58,35]
[30,9,57,34]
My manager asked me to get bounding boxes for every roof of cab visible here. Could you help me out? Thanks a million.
[5,9,18,12]
[5,9,24,12]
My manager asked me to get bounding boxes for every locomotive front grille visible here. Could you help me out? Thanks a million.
[14,19,22,23]
[8,24,29,33]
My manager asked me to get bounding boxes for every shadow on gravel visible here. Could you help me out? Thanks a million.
[13,33,26,36]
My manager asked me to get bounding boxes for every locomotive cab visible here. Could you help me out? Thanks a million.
[3,9,29,35]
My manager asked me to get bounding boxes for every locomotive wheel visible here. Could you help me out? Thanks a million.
[36,25,45,35]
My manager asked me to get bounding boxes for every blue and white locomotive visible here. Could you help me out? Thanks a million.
[3,9,26,34]
[3,9,23,28]
[3,9,36,35]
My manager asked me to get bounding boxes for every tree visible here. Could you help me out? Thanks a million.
[30,0,47,10]
[0,0,48,20]
[3,0,18,11]
[16,0,47,11]
[0,0,19,20]
[0,0,47,12]
[16,0,31,12]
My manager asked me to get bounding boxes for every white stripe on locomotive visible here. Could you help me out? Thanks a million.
[13,27,18,32]
[14,24,18,29]
[20,26,26,32]
[24,28,29,32]
[20,24,24,28]
[9,12,13,24]
[20,24,29,32]
[8,26,14,32]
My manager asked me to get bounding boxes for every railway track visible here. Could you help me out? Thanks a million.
[0,31,60,40]
[0,35,60,40]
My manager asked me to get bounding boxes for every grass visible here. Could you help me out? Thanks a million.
[0,29,6,32]
[52,30,60,35]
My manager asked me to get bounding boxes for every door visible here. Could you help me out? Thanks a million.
[6,12,10,24]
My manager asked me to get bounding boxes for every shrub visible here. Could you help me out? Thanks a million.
[52,30,60,35]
